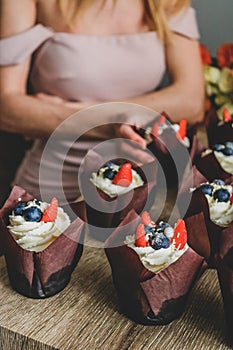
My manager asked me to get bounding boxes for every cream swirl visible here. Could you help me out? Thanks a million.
[201,148,233,175]
[8,201,70,252]
[205,183,233,227]
[214,151,233,174]
[124,237,188,274]
[90,164,144,198]
[144,123,190,147]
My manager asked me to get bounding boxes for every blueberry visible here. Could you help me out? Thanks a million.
[23,206,43,222]
[213,188,230,203]
[13,202,27,216]
[151,233,170,250]
[211,144,224,152]
[145,225,155,235]
[200,184,214,196]
[145,225,156,238]
[106,162,116,169]
[213,179,225,186]
[225,142,233,149]
[145,226,155,242]
[103,168,117,180]
[222,147,233,156]
[35,199,41,206]
[157,221,170,230]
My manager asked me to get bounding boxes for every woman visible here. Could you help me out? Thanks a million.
[0,0,204,203]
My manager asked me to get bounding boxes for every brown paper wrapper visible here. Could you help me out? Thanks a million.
[0,186,85,299]
[195,151,233,182]
[216,224,233,346]
[178,166,233,266]
[135,114,203,187]
[205,108,233,146]
[80,152,157,242]
[104,209,205,325]
[147,116,203,187]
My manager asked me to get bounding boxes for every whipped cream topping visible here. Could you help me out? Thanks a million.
[8,200,70,252]
[125,235,188,274]
[145,122,190,148]
[201,149,233,175]
[205,183,233,227]
[191,182,233,227]
[90,164,144,198]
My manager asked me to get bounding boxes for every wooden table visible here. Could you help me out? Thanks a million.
[0,245,231,350]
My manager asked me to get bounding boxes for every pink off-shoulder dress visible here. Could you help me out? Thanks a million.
[0,7,199,203]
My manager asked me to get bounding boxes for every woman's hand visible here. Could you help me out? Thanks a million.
[115,109,159,148]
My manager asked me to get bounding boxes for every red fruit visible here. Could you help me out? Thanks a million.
[177,119,187,140]
[173,219,187,250]
[230,193,233,205]
[223,108,232,122]
[152,121,159,138]
[159,112,166,125]
[41,197,58,223]
[135,223,149,247]
[141,211,153,226]
[112,163,132,187]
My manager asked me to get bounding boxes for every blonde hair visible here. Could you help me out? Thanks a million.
[58,0,190,42]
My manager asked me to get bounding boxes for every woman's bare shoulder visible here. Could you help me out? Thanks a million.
[0,0,36,37]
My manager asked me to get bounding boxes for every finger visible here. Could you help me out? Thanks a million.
[118,140,155,164]
[118,124,147,148]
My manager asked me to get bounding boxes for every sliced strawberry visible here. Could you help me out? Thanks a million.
[230,193,233,205]
[141,211,153,226]
[41,197,58,223]
[112,163,132,187]
[135,223,148,247]
[152,121,159,138]
[159,112,166,125]
[177,119,187,140]
[173,219,187,250]
[223,108,232,122]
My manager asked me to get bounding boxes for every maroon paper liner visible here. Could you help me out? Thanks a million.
[0,186,85,299]
[216,224,233,346]
[195,151,233,182]
[148,126,200,187]
[104,210,205,325]
[178,166,233,266]
[135,113,202,187]
[80,155,157,242]
[205,108,233,146]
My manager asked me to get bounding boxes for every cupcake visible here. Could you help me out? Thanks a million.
[136,113,201,186]
[205,107,233,146]
[180,177,233,266]
[215,223,233,346]
[0,186,85,298]
[105,210,205,325]
[80,154,157,242]
[196,141,233,181]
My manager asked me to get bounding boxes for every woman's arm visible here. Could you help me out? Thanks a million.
[121,33,205,125]
[0,0,87,139]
